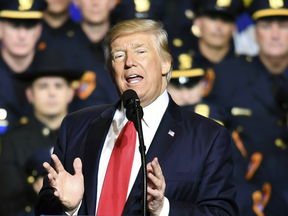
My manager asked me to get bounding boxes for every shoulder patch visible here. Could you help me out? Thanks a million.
[78,71,96,100]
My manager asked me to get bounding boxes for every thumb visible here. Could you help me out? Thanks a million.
[73,157,83,176]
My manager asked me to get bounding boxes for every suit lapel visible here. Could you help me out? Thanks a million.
[82,103,119,215]
[122,98,183,215]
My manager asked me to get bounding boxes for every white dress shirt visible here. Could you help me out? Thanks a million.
[69,90,170,215]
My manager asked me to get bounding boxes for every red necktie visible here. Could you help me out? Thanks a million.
[97,121,137,216]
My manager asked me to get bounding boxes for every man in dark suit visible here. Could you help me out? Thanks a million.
[35,19,238,216]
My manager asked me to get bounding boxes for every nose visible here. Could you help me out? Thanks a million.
[18,27,28,39]
[125,50,137,69]
[271,23,281,39]
[47,85,57,97]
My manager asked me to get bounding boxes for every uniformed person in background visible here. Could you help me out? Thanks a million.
[9,146,54,216]
[227,0,288,215]
[0,50,83,216]
[0,0,47,133]
[44,0,119,112]
[39,0,78,44]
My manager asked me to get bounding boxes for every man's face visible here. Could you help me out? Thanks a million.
[26,77,74,117]
[110,32,170,107]
[45,0,71,15]
[0,20,42,57]
[194,15,235,48]
[256,20,288,58]
[75,0,116,25]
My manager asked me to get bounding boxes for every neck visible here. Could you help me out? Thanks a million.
[81,20,110,43]
[43,11,70,29]
[34,110,67,130]
[1,49,35,73]
[258,53,288,75]
[198,39,230,63]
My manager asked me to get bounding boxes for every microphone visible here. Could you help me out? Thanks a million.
[122,89,143,131]
[122,89,147,216]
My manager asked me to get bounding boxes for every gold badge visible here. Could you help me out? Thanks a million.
[243,0,253,8]
[216,0,231,7]
[178,54,193,70]
[18,0,34,11]
[78,71,96,100]
[202,68,215,97]
[134,0,150,12]
[269,0,284,8]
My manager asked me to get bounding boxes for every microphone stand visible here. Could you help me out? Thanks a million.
[133,98,147,216]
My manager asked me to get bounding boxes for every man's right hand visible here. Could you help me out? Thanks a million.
[43,154,84,215]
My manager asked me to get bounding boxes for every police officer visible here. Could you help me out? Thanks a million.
[0,49,82,216]
[0,0,47,133]
[39,0,78,44]
[45,0,119,112]
[228,0,288,215]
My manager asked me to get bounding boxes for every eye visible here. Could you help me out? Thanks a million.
[113,52,125,60]
[137,49,146,54]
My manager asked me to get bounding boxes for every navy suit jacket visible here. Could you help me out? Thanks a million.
[35,97,238,216]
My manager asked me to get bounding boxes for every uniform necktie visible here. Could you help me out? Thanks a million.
[97,121,137,216]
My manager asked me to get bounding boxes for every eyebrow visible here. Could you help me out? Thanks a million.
[111,43,149,56]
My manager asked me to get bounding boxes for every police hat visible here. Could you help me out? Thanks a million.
[111,0,165,24]
[16,49,84,83]
[193,0,244,21]
[170,54,209,88]
[0,0,47,19]
[24,146,53,182]
[246,0,288,20]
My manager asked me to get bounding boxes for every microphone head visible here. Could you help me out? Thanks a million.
[123,89,138,109]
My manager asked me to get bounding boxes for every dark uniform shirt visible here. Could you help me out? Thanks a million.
[38,24,119,112]
[0,56,32,133]
[227,56,288,216]
[0,115,59,216]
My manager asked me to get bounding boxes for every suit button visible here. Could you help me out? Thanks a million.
[237,126,243,133]
[42,127,50,136]
[275,139,287,150]
[27,176,35,184]
[25,206,31,212]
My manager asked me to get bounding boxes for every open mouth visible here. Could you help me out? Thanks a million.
[126,74,143,84]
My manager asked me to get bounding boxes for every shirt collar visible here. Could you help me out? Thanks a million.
[117,90,169,131]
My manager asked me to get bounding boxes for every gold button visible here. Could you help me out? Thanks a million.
[42,127,50,136]
[277,119,283,127]
[185,9,194,19]
[237,126,243,133]
[25,206,31,212]
[32,170,38,176]
[67,30,75,37]
[275,139,287,149]
[27,176,35,184]
[173,38,183,47]
[246,56,252,62]
[71,80,80,89]
[20,116,29,125]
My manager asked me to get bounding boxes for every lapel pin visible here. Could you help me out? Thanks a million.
[168,130,175,137]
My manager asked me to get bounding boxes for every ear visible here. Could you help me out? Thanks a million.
[26,87,34,104]
[109,69,116,84]
[0,21,3,40]
[36,23,43,41]
[161,59,171,76]
[109,0,117,11]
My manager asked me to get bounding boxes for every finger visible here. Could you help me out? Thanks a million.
[151,157,163,179]
[51,154,65,173]
[73,157,83,176]
[148,172,161,190]
[43,162,58,178]
[147,186,160,200]
[146,162,153,173]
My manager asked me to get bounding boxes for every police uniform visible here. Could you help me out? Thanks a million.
[0,50,83,216]
[170,0,245,103]
[227,1,288,215]
[0,0,47,133]
[0,116,58,216]
[42,23,119,112]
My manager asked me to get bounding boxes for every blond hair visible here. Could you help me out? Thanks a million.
[104,19,173,82]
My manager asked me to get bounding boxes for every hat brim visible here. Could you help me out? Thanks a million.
[16,71,83,82]
[171,69,205,78]
[252,9,288,20]
[0,10,43,19]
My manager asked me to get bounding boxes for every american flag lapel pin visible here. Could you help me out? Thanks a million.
[168,129,175,137]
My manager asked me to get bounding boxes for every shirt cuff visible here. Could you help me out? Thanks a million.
[63,200,82,215]
[159,197,170,216]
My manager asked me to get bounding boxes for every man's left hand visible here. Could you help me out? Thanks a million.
[147,157,166,216]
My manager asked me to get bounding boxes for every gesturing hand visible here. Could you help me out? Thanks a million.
[147,157,166,216]
[43,154,84,215]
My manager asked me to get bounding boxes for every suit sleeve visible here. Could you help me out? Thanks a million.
[35,116,68,216]
[169,127,239,216]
